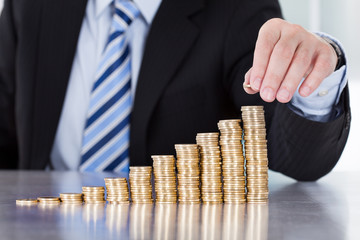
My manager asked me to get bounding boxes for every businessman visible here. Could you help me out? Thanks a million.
[0,0,350,180]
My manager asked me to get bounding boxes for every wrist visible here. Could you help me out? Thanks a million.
[321,36,345,71]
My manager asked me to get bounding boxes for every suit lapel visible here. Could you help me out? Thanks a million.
[31,0,88,168]
[130,0,205,165]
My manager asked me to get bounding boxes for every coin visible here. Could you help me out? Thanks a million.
[241,106,269,203]
[37,196,61,205]
[16,199,38,206]
[175,144,201,204]
[196,132,223,204]
[82,186,105,204]
[217,119,246,204]
[104,177,129,204]
[129,166,154,203]
[60,193,83,204]
[152,155,177,204]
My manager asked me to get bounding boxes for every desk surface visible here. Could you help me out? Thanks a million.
[0,170,359,240]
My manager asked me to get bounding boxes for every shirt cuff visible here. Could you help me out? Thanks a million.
[287,33,348,123]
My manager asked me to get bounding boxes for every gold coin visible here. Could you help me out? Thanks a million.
[16,199,38,205]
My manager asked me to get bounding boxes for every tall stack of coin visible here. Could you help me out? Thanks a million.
[104,178,130,204]
[82,186,106,204]
[175,144,201,204]
[129,166,153,203]
[218,119,246,204]
[60,193,83,204]
[37,196,61,205]
[152,155,177,203]
[241,106,269,203]
[196,133,223,204]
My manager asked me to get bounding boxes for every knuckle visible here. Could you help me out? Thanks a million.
[267,71,283,82]
[290,24,305,34]
[284,24,307,41]
[276,44,293,60]
[260,18,283,34]
[268,18,284,26]
[306,75,323,89]
[284,26,298,39]
[316,58,333,72]
[256,38,272,52]
[295,49,311,66]
[258,27,274,43]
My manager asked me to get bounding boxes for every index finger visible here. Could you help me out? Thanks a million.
[250,19,281,91]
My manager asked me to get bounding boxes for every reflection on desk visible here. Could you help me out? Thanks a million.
[55,202,268,240]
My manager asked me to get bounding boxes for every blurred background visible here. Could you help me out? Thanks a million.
[0,0,359,171]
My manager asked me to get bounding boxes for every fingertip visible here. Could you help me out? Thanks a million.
[251,77,262,91]
[299,85,312,97]
[260,87,275,102]
[276,88,291,103]
[243,83,257,94]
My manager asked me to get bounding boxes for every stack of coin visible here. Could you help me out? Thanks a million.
[104,177,130,204]
[16,199,38,206]
[82,186,106,204]
[37,196,61,205]
[152,155,177,203]
[175,144,201,204]
[196,133,223,204]
[218,119,246,204]
[241,106,269,203]
[129,166,153,203]
[60,193,83,204]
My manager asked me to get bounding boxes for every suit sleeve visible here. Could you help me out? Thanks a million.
[0,0,19,169]
[222,0,351,181]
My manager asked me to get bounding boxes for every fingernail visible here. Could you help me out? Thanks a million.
[262,87,275,102]
[301,86,311,96]
[277,88,290,102]
[253,78,262,90]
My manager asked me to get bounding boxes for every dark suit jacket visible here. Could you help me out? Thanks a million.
[0,0,351,180]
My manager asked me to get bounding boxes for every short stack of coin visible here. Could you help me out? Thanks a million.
[218,119,246,204]
[104,178,130,204]
[152,155,177,203]
[129,166,153,203]
[196,133,223,204]
[241,106,269,203]
[82,186,106,204]
[16,199,38,206]
[37,196,61,205]
[60,193,83,204]
[175,144,201,204]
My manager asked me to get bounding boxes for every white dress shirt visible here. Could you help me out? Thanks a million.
[50,0,348,170]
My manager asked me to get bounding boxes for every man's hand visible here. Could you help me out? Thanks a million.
[243,18,338,103]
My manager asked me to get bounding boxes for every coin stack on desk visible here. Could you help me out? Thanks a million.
[241,106,269,203]
[16,199,38,206]
[218,119,246,204]
[152,155,177,203]
[37,197,61,205]
[129,166,154,203]
[82,186,106,204]
[104,178,130,204]
[175,144,201,204]
[196,133,223,204]
[59,193,83,204]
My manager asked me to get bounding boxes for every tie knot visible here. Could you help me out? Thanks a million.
[113,0,140,32]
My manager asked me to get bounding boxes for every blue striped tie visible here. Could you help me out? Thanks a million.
[80,0,139,172]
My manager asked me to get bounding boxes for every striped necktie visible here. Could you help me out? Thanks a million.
[80,0,139,172]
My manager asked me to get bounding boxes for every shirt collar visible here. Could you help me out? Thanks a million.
[95,0,162,24]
